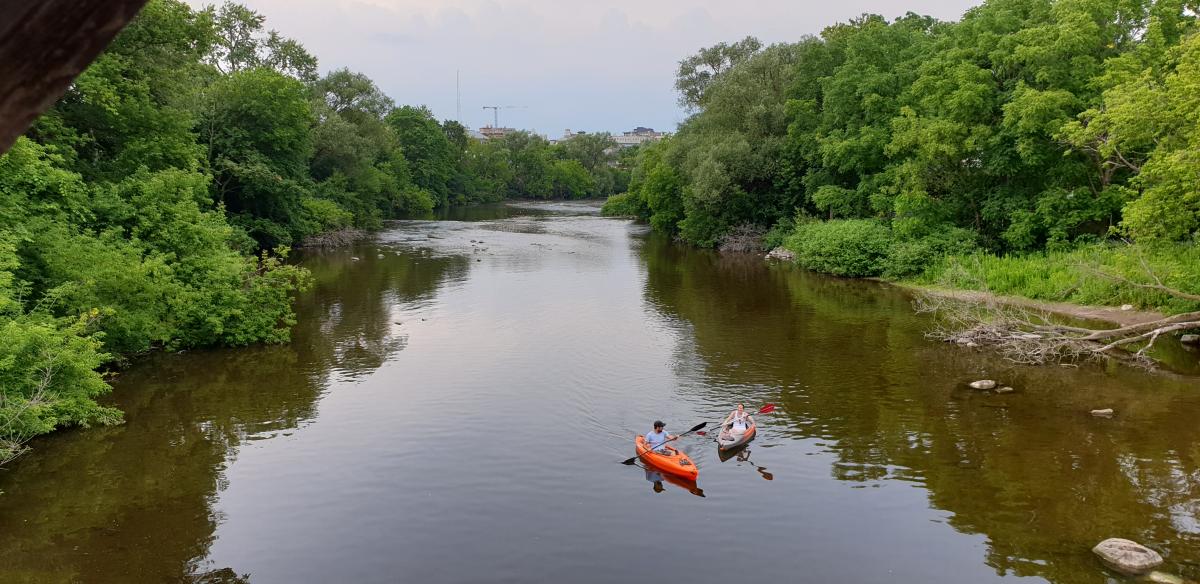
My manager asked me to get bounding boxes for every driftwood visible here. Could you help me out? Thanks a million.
[717,224,765,254]
[0,0,149,154]
[917,293,1200,367]
[298,228,369,248]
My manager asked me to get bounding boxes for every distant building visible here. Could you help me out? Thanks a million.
[478,126,516,141]
[612,127,665,149]
[549,129,579,145]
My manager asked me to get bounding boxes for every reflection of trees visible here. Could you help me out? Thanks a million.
[639,233,1200,583]
[296,245,469,379]
[0,244,468,583]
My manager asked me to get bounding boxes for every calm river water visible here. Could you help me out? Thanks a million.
[1,201,1198,584]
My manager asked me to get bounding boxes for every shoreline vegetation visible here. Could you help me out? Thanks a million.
[0,1,633,463]
[6,0,1200,462]
[603,0,1200,366]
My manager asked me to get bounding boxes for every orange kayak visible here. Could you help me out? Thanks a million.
[635,435,699,480]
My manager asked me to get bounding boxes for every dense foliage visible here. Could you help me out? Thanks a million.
[607,0,1200,304]
[1,0,631,461]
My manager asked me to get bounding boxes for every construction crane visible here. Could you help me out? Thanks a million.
[481,105,526,128]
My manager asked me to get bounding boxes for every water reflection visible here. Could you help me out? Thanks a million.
[643,467,705,497]
[0,246,468,583]
[716,446,774,481]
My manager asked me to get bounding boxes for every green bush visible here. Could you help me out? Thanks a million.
[600,192,648,218]
[884,227,978,278]
[762,215,796,250]
[784,219,893,277]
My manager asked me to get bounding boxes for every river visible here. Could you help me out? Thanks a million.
[1,201,1197,584]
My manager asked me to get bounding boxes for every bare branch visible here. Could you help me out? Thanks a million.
[1082,266,1200,302]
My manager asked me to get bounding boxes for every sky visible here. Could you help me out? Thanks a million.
[186,0,983,136]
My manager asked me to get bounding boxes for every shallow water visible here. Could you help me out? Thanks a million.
[1,201,1197,584]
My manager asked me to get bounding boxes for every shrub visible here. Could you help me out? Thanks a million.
[600,192,648,218]
[784,219,893,277]
[762,215,796,250]
[884,227,979,278]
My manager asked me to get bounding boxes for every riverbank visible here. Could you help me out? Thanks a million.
[885,282,1165,327]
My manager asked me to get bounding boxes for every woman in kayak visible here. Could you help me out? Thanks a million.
[645,420,678,453]
[723,403,750,433]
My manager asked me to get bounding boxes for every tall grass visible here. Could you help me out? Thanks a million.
[913,244,1200,314]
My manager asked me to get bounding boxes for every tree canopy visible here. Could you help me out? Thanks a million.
[612,0,1200,262]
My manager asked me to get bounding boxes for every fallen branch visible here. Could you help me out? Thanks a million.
[915,293,1200,368]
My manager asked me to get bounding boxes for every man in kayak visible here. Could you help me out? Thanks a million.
[645,420,678,454]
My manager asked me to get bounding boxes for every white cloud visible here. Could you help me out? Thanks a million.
[185,0,981,133]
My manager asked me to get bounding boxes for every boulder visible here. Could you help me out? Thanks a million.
[1121,304,1135,311]
[969,379,997,390]
[766,247,796,262]
[1181,334,1200,345]
[1091,408,1115,417]
[1092,538,1163,575]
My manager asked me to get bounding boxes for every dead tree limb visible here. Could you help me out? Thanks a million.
[915,293,1200,369]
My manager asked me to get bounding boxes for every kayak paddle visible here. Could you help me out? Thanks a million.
[621,421,707,465]
[696,403,776,436]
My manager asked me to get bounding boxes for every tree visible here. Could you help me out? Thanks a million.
[386,106,454,207]
[199,67,315,246]
[205,1,317,81]
[675,36,763,110]
[549,159,594,199]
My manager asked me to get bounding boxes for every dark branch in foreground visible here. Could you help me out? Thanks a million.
[0,0,148,154]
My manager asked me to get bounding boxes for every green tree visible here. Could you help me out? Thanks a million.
[199,67,316,247]
[675,36,764,109]
[206,1,318,81]
[386,106,455,207]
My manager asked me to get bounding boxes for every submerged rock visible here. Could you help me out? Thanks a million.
[1146,571,1185,584]
[1091,408,1115,417]
[766,247,796,261]
[969,379,997,390]
[995,386,1015,394]
[1181,334,1200,344]
[1092,538,1163,575]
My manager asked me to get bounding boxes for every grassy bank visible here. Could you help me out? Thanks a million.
[772,219,1200,315]
[911,246,1200,315]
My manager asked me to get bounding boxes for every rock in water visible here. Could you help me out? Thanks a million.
[1091,408,1115,417]
[969,380,997,390]
[1092,538,1163,575]
[1181,334,1200,344]
[1121,304,1134,311]
[995,386,1015,394]
[766,247,796,261]
[1146,571,1185,584]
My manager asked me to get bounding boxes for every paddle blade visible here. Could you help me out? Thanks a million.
[621,456,640,465]
[687,422,707,433]
[695,430,707,436]
[758,404,776,414]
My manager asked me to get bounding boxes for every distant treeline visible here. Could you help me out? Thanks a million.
[0,0,630,462]
[605,1,1200,303]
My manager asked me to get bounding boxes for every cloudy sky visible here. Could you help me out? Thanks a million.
[187,0,982,136]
